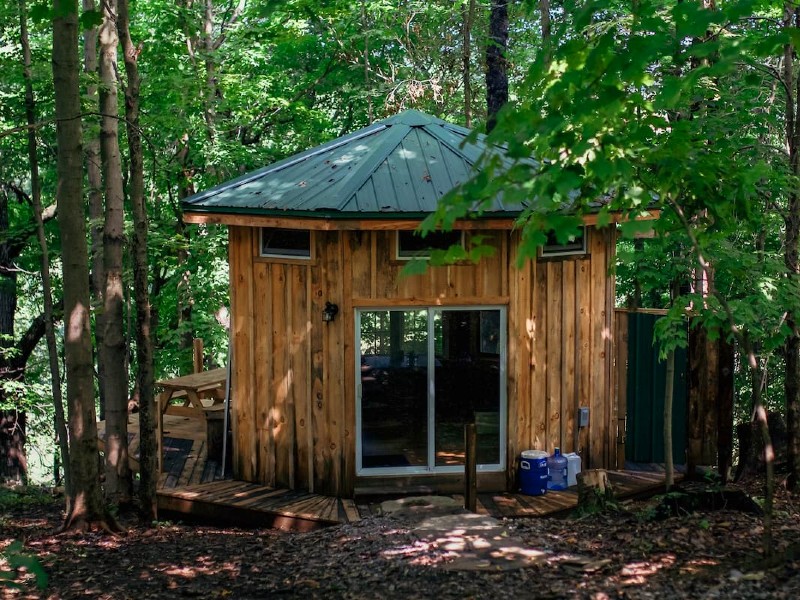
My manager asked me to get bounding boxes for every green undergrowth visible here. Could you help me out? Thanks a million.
[0,485,56,511]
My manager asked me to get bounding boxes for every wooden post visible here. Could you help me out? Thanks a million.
[193,338,204,373]
[156,392,164,473]
[465,422,477,512]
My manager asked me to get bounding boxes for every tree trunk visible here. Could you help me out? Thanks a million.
[203,0,218,143]
[462,0,476,127]
[118,0,157,521]
[486,0,509,133]
[783,4,800,492]
[717,337,735,482]
[539,0,551,66]
[83,0,106,421]
[577,469,615,513]
[53,0,116,532]
[0,184,24,484]
[19,0,70,495]
[99,0,132,506]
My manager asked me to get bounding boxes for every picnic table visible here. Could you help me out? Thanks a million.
[156,368,228,470]
[156,368,227,418]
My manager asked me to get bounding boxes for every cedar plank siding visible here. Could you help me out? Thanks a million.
[229,226,617,497]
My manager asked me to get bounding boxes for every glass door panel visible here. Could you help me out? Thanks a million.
[434,310,502,467]
[359,310,428,469]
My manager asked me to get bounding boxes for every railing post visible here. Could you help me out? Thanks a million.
[465,422,477,512]
[193,337,204,373]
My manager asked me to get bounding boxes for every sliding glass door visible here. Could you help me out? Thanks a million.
[357,307,506,475]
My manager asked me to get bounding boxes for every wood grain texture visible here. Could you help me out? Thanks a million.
[546,262,563,453]
[577,257,592,457]
[561,260,577,453]
[589,227,609,469]
[226,224,619,497]
[531,255,548,451]
[291,265,311,491]
[230,226,257,481]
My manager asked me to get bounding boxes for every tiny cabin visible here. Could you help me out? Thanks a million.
[182,110,625,498]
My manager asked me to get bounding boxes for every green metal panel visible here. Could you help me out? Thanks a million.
[182,109,528,218]
[625,313,688,464]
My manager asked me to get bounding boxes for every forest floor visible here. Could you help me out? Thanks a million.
[1,478,799,599]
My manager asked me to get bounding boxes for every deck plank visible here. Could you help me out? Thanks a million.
[107,401,675,528]
[341,499,361,523]
[188,442,208,485]
[228,487,291,508]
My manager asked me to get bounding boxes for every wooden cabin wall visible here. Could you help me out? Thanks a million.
[230,227,511,496]
[229,225,617,497]
[507,226,617,479]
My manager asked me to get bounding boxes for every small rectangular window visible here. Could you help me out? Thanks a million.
[540,227,586,257]
[396,230,464,260]
[260,228,311,259]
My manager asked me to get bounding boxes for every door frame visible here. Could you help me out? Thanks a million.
[355,305,507,477]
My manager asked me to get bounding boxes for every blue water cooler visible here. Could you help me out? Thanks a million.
[519,450,549,496]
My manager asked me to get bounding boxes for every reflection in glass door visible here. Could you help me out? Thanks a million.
[357,307,505,474]
[358,310,428,469]
[434,310,501,466]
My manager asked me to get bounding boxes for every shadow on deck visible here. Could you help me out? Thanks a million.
[100,415,678,530]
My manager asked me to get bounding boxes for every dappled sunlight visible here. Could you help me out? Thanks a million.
[602,325,612,341]
[679,557,720,574]
[413,526,548,569]
[618,554,676,586]
[67,303,88,342]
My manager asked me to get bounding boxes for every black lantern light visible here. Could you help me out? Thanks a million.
[322,301,339,322]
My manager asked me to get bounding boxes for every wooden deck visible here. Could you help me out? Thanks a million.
[100,415,677,528]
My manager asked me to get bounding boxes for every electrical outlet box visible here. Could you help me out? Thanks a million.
[579,407,590,427]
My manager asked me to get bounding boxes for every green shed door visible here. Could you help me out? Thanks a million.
[625,313,688,464]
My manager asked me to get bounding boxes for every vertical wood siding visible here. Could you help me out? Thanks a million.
[229,226,617,497]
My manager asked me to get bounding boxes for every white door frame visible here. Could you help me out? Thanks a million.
[355,306,507,476]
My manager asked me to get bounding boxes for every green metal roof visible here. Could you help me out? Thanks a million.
[182,110,526,219]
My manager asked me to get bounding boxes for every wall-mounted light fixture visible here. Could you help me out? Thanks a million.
[322,301,339,323]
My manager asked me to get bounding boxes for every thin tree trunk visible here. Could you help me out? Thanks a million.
[539,0,551,66]
[486,0,509,132]
[203,0,217,143]
[99,0,131,506]
[118,0,157,521]
[783,4,800,492]
[83,0,105,420]
[0,185,25,484]
[462,0,476,127]
[19,0,70,497]
[53,0,116,532]
[670,199,774,559]
[664,348,675,490]
[362,0,372,124]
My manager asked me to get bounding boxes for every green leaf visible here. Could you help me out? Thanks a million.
[619,219,655,239]
[29,3,51,22]
[80,9,103,30]
[400,259,429,277]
